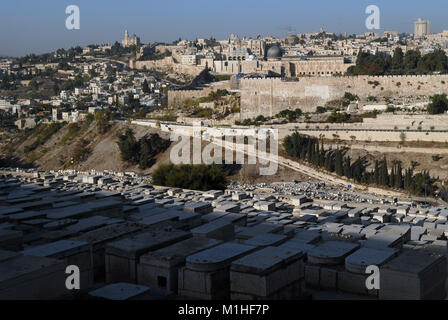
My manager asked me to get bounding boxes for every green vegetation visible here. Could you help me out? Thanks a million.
[105,41,137,57]
[385,106,398,113]
[24,122,65,153]
[191,107,213,118]
[326,111,350,123]
[341,92,359,107]
[213,75,232,81]
[427,94,448,114]
[94,110,113,134]
[235,115,268,126]
[315,106,327,114]
[117,128,170,169]
[275,108,303,122]
[283,132,438,196]
[347,48,448,75]
[151,163,229,190]
[149,113,178,122]
[59,123,83,145]
[236,108,303,125]
[64,139,91,168]
[183,90,231,108]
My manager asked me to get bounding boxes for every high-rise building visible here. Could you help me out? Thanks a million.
[414,18,430,38]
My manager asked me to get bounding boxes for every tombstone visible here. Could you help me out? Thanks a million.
[88,282,173,300]
[214,212,247,226]
[203,190,224,199]
[201,211,230,223]
[232,192,249,201]
[137,237,221,292]
[0,229,23,251]
[71,222,143,281]
[0,255,66,299]
[0,249,21,262]
[178,242,257,299]
[308,241,360,265]
[230,246,305,300]
[236,222,283,240]
[183,201,213,215]
[105,229,191,283]
[136,211,180,229]
[243,233,289,247]
[191,219,235,241]
[290,195,310,206]
[215,203,240,213]
[380,249,447,300]
[254,201,276,211]
[345,247,397,274]
[23,239,93,290]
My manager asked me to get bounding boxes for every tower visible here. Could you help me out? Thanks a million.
[414,18,430,38]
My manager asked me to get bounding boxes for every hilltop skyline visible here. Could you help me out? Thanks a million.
[1,0,447,56]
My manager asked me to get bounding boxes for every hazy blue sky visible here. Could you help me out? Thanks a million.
[0,0,446,56]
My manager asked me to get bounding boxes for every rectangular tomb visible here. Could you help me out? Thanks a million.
[178,242,258,299]
[137,237,221,292]
[105,229,191,283]
[23,239,93,290]
[230,246,305,299]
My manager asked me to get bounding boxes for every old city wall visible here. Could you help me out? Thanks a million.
[167,81,231,107]
[239,75,448,119]
[133,57,204,76]
[168,89,213,106]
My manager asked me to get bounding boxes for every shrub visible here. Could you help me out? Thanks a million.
[152,163,228,190]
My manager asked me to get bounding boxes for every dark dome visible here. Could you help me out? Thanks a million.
[267,45,282,58]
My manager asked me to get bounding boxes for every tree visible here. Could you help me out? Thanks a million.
[152,163,228,190]
[335,149,343,176]
[117,128,139,163]
[29,79,39,91]
[403,50,421,72]
[427,94,448,114]
[392,47,404,70]
[117,130,170,169]
[94,110,112,133]
[142,79,150,94]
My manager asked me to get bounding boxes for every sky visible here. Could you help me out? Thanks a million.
[0,0,446,57]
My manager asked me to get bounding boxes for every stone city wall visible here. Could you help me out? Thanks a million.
[132,57,204,76]
[132,118,448,143]
[239,75,448,119]
[167,81,231,107]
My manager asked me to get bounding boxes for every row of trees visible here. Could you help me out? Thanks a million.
[117,128,170,169]
[283,132,438,196]
[151,163,229,190]
[347,48,448,75]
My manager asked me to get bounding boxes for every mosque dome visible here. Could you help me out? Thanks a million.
[266,45,282,59]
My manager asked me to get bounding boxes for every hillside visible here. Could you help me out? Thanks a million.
[0,121,311,185]
[0,121,171,173]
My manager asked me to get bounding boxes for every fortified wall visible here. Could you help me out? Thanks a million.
[131,57,204,77]
[239,75,448,119]
[167,89,213,106]
[167,81,231,107]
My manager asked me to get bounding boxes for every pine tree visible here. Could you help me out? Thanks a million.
[335,149,343,176]
[374,160,379,185]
